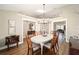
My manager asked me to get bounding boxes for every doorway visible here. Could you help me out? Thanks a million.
[23,20,36,39]
[53,19,67,45]
[54,21,66,35]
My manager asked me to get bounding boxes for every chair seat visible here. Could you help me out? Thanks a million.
[44,42,51,49]
[32,43,40,51]
[33,46,40,51]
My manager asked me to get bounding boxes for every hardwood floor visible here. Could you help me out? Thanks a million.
[69,48,79,55]
[0,39,69,55]
[59,41,69,55]
[0,39,28,55]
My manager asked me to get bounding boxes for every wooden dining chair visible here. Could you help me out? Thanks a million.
[51,33,59,54]
[26,37,41,55]
[44,32,59,54]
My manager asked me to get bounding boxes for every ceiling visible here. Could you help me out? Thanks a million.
[0,4,67,18]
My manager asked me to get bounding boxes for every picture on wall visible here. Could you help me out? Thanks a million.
[8,20,16,35]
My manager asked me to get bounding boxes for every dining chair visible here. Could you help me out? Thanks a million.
[44,32,59,54]
[26,37,41,55]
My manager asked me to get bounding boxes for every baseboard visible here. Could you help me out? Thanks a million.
[0,41,23,50]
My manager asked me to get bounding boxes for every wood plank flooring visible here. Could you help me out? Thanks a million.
[0,39,69,55]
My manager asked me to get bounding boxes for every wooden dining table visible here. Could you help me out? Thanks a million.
[31,35,52,54]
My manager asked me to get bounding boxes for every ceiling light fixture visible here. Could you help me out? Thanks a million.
[41,4,48,23]
[37,9,45,13]
[38,4,50,24]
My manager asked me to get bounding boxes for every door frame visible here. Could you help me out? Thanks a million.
[52,18,68,42]
[22,18,37,42]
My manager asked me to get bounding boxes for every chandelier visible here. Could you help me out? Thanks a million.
[38,4,49,24]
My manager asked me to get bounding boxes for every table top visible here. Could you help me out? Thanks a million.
[31,35,52,44]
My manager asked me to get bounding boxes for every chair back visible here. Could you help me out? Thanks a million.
[51,32,58,48]
[32,31,36,36]
[27,37,32,49]
[26,36,33,55]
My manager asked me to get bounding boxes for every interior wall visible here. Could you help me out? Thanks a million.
[0,10,22,48]
[60,5,79,49]
[0,10,37,50]
[60,5,79,41]
[51,5,79,44]
[23,21,30,38]
[23,21,36,38]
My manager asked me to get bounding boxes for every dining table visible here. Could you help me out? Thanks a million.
[31,34,52,55]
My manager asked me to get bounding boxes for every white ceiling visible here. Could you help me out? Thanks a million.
[0,4,67,18]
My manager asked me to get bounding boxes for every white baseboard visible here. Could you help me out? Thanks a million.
[0,41,23,50]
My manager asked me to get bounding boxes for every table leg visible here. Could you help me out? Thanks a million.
[41,44,43,55]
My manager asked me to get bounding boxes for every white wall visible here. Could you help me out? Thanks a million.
[0,10,37,50]
[0,11,23,48]
[22,16,37,38]
[50,5,79,44]
[60,5,79,41]
[60,5,79,49]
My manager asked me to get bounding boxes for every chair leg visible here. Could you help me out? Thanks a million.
[49,48,53,55]
[56,44,59,54]
[49,46,55,54]
[7,44,9,50]
[16,42,18,47]
[28,49,33,55]
[52,47,55,54]
[27,49,29,55]
[45,47,56,55]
